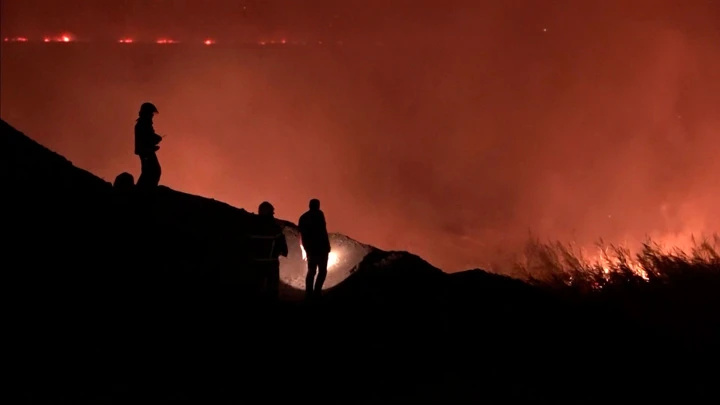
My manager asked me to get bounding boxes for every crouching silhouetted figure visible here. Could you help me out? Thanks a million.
[299,198,331,300]
[134,102,163,189]
[249,201,288,303]
[112,171,136,212]
[113,172,135,191]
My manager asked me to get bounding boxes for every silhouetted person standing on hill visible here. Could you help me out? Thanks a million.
[249,201,288,302]
[299,198,331,300]
[134,102,163,189]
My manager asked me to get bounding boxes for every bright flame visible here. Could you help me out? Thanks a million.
[589,248,650,281]
[581,230,711,285]
[300,244,340,269]
[61,35,71,42]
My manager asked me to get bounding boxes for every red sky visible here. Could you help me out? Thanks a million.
[2,0,719,272]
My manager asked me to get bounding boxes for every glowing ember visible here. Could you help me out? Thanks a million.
[118,38,133,44]
[300,244,340,269]
[43,37,51,43]
[204,39,215,45]
[61,35,71,42]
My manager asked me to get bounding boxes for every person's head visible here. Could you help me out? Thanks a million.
[309,198,321,211]
[258,201,275,217]
[139,102,158,119]
[113,172,135,191]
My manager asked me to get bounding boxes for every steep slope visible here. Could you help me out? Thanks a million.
[6,119,712,404]
[1,119,380,298]
[2,119,247,288]
[0,117,561,311]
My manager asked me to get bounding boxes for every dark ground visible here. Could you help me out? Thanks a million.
[3,119,718,404]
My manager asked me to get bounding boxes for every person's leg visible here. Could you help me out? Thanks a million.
[266,262,280,303]
[314,252,329,296]
[305,257,318,299]
[249,263,264,301]
[136,155,149,188]
[148,153,161,187]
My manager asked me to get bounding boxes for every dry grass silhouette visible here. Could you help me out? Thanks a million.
[512,233,720,293]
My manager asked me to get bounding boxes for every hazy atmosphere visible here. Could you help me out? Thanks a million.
[2,0,719,271]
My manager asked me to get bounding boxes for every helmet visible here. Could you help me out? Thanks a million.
[139,102,158,115]
[258,201,275,217]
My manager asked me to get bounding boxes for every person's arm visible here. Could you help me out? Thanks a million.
[151,126,163,144]
[298,215,307,246]
[320,212,331,252]
[320,212,328,230]
[150,128,162,151]
[277,234,289,258]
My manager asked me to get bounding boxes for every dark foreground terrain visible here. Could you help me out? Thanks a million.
[3,119,718,404]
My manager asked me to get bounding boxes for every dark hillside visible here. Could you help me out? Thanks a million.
[3,119,716,404]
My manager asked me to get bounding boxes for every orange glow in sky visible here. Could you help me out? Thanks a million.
[1,1,719,273]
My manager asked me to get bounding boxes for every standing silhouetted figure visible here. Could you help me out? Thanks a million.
[299,198,331,300]
[249,201,288,302]
[134,102,163,189]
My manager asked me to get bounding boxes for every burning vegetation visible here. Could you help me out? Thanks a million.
[511,234,720,292]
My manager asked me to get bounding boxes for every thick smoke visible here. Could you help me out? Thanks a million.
[2,1,719,271]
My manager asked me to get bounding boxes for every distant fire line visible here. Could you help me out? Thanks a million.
[2,37,339,46]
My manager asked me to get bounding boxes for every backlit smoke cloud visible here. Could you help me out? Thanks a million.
[1,0,719,271]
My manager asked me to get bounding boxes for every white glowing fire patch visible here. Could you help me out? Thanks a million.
[300,244,340,269]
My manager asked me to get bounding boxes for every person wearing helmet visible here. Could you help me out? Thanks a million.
[298,198,331,300]
[134,102,163,189]
[248,201,288,302]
